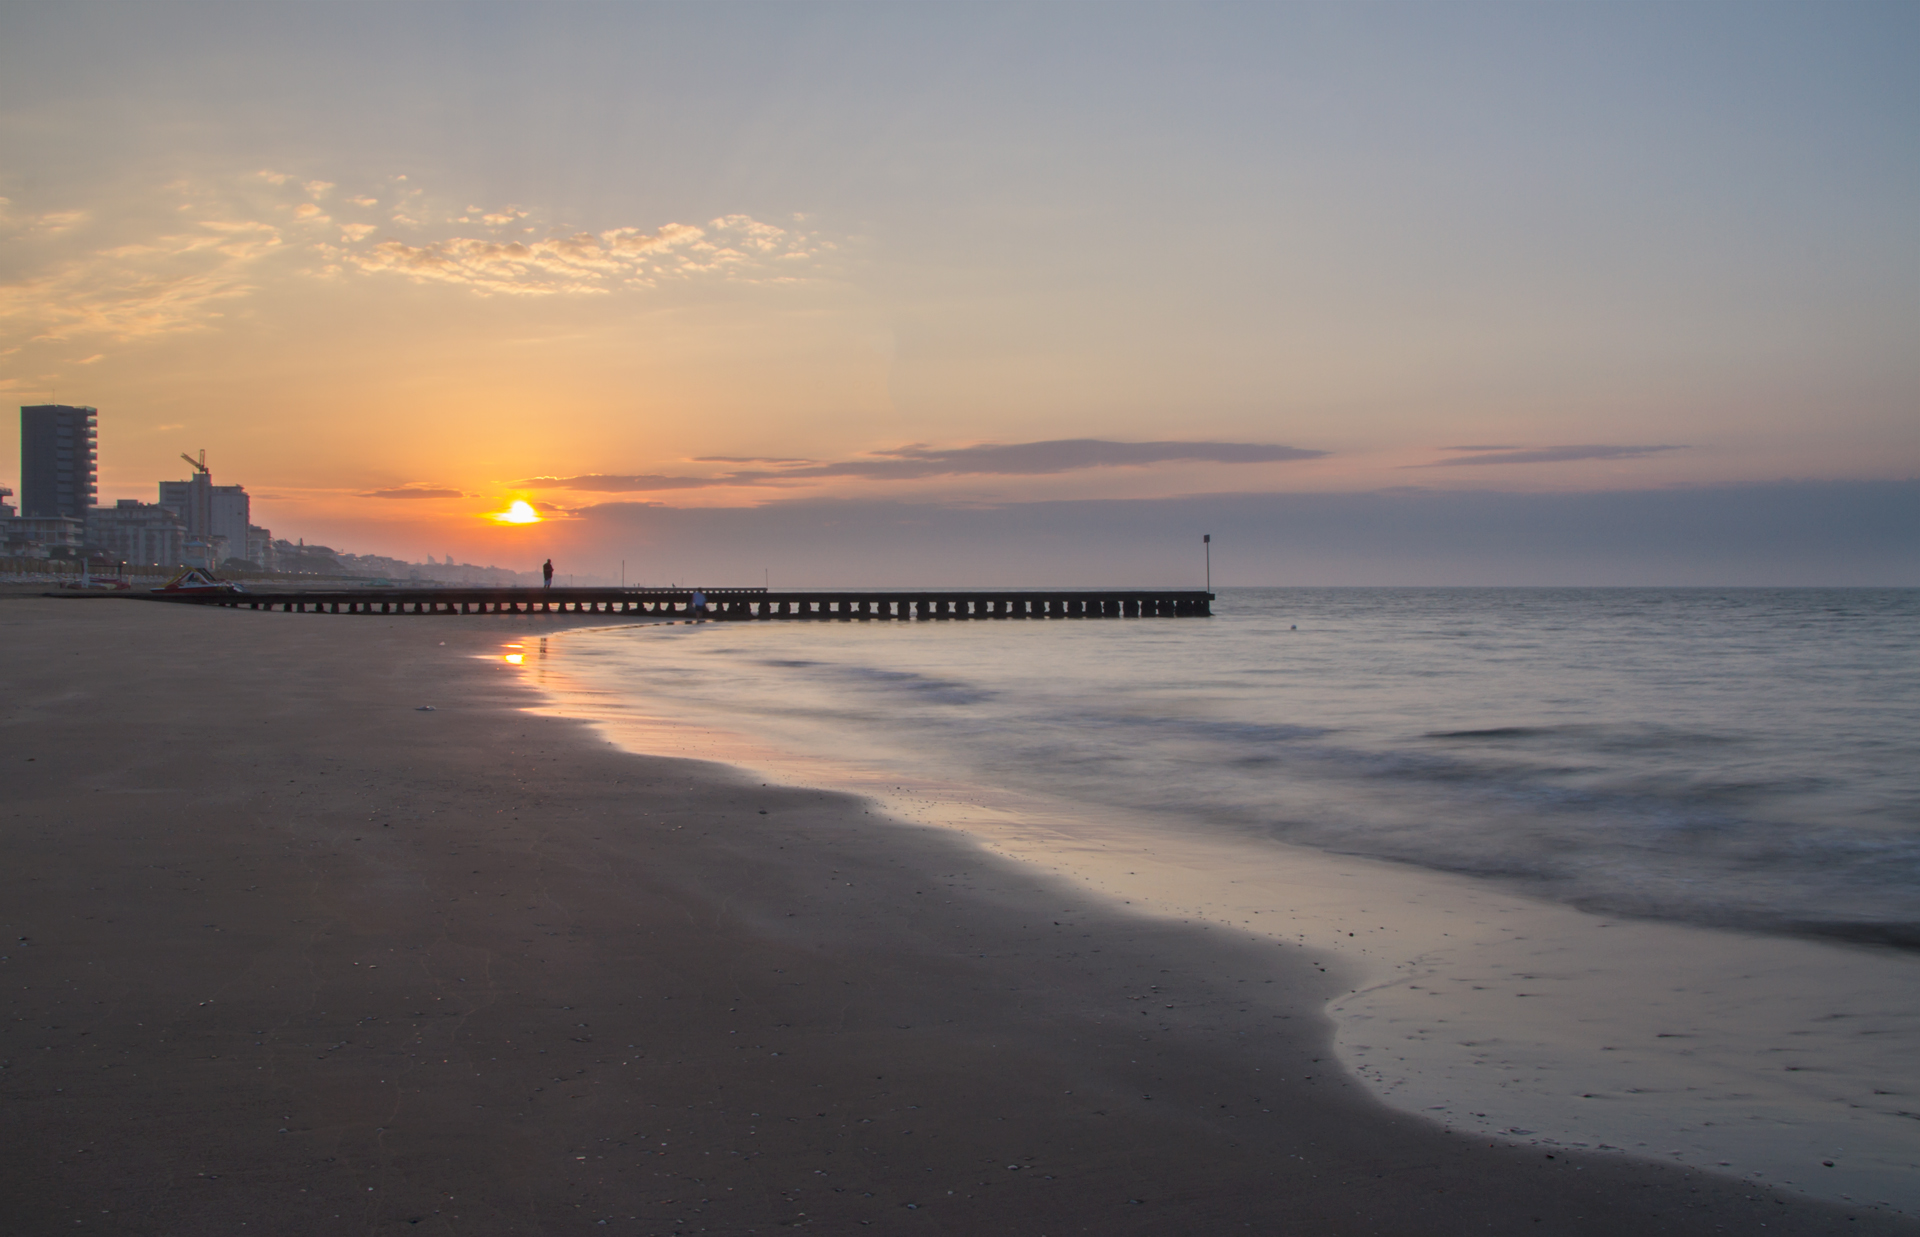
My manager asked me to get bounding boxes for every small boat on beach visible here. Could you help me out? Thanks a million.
[152,567,247,595]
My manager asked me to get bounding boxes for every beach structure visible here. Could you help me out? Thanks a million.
[139,586,1216,618]
[19,404,98,519]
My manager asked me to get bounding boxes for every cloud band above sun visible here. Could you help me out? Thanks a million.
[1408,444,1689,468]
[360,486,467,499]
[516,438,1328,493]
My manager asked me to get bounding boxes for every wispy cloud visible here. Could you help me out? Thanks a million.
[0,210,280,340]
[520,438,1327,492]
[0,172,833,341]
[1414,444,1688,467]
[345,216,816,296]
[359,486,468,499]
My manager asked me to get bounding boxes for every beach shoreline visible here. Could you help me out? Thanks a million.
[521,618,1920,1216]
[3,597,1912,1235]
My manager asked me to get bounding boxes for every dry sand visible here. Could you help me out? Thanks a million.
[3,595,1912,1236]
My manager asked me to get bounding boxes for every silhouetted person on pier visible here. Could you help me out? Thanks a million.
[542,559,554,589]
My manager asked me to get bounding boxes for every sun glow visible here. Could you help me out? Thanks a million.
[489,499,542,525]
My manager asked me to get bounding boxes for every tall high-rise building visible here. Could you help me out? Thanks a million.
[20,405,98,519]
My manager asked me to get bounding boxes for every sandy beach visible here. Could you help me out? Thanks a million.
[3,596,1912,1236]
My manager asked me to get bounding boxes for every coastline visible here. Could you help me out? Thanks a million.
[3,597,1912,1235]
[526,618,1920,1216]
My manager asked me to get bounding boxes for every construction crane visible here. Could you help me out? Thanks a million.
[181,450,208,475]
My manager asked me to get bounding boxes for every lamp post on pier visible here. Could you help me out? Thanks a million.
[1203,534,1211,593]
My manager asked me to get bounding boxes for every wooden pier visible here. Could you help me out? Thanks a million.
[135,587,1214,619]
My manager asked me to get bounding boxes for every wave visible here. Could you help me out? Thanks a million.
[576,587,1920,951]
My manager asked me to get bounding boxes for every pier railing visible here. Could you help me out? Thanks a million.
[135,587,1215,619]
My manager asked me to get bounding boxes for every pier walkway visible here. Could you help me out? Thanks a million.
[138,587,1214,619]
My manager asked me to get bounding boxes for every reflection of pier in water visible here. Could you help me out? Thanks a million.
[141,587,1215,619]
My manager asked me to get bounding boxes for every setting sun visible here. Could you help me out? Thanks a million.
[488,499,543,525]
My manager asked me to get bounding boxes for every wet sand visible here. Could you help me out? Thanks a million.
[520,626,1920,1214]
[3,596,1912,1236]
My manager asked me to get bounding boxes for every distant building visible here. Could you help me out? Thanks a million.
[245,525,275,571]
[158,457,249,567]
[0,485,15,520]
[20,405,98,519]
[3,515,85,558]
[272,538,344,575]
[87,500,186,567]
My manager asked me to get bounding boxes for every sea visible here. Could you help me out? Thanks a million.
[511,587,1920,1215]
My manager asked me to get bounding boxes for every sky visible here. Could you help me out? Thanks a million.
[1,1,1915,585]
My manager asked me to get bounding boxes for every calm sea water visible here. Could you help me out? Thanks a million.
[558,587,1920,948]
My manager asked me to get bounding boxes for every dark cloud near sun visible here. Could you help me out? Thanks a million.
[521,438,1326,492]
[806,439,1327,479]
[692,455,820,466]
[513,474,729,493]
[1416,444,1688,467]
[360,486,466,499]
